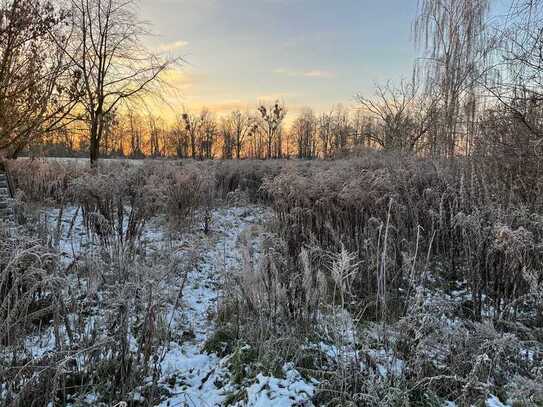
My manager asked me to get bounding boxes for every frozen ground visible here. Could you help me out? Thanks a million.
[41,205,316,406]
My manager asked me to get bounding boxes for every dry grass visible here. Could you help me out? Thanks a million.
[2,154,543,405]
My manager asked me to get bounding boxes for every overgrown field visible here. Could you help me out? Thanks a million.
[1,154,542,406]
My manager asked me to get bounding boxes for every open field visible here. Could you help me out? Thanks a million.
[4,0,543,405]
[0,154,541,406]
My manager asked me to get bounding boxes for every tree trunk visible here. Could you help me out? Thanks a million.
[267,134,272,159]
[190,133,196,159]
[90,134,99,166]
[89,115,101,167]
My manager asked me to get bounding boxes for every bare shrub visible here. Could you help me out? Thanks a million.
[7,159,82,204]
[70,163,161,247]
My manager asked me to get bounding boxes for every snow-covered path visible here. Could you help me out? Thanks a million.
[157,207,267,407]
[156,207,317,407]
[42,205,316,406]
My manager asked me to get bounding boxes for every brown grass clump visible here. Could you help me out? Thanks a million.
[262,153,543,323]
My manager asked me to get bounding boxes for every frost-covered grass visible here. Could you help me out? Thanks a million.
[2,155,543,406]
[0,202,317,406]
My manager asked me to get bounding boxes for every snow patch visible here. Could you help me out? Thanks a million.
[238,364,316,407]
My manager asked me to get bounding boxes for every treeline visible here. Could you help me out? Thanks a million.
[30,104,378,160]
[2,0,543,166]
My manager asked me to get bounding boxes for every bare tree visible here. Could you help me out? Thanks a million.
[258,101,286,159]
[485,0,543,141]
[181,109,200,159]
[291,108,317,159]
[126,108,144,157]
[147,113,165,158]
[170,114,189,158]
[350,109,371,148]
[246,120,263,159]
[219,116,234,159]
[0,0,77,157]
[227,110,254,159]
[317,111,334,158]
[62,0,173,165]
[357,80,439,152]
[196,108,216,160]
[475,0,543,196]
[99,108,119,156]
[332,104,351,156]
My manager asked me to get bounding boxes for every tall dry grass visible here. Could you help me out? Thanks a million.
[3,154,543,405]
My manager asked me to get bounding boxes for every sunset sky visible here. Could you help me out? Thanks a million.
[139,0,418,120]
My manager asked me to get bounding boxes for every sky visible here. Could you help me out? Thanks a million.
[139,0,419,121]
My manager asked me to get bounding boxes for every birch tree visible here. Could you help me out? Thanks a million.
[414,0,490,157]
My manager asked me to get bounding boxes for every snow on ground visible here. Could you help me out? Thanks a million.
[238,364,317,407]
[155,207,259,406]
[445,396,511,407]
[154,207,316,406]
[41,204,316,406]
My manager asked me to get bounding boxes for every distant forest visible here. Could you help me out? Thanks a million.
[1,0,542,167]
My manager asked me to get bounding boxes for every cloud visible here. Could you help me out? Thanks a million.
[274,68,335,79]
[303,70,335,78]
[273,68,296,76]
[157,40,189,53]
[159,67,198,90]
